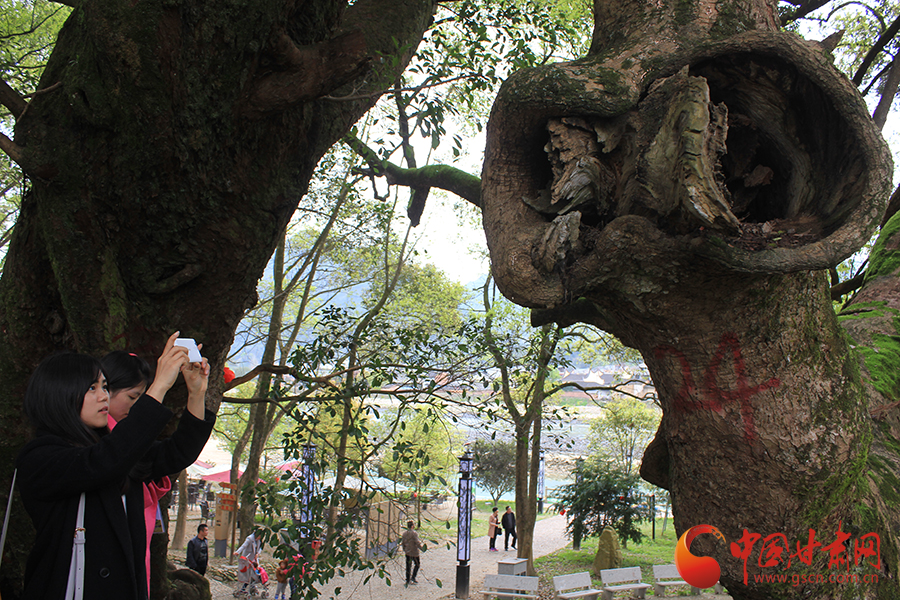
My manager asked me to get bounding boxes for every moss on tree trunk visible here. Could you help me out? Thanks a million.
[0,1,436,598]
[481,0,897,597]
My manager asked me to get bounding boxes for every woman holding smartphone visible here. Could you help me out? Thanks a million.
[16,332,215,600]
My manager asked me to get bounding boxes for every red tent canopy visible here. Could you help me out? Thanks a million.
[274,460,300,471]
[201,469,264,484]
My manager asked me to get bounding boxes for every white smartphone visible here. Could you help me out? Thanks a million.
[174,338,203,363]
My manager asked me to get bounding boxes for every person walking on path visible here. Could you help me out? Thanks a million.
[401,520,423,586]
[186,523,209,576]
[488,507,500,551]
[501,506,517,551]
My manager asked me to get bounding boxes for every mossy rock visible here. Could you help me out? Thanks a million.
[593,527,623,573]
[166,567,212,600]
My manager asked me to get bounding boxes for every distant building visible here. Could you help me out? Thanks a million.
[556,365,656,403]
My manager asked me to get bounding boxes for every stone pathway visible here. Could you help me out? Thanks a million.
[204,515,733,600]
[209,515,569,600]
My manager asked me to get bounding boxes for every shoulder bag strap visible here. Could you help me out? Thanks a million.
[0,469,16,566]
[65,492,86,600]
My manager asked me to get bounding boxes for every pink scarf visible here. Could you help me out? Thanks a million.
[108,415,172,595]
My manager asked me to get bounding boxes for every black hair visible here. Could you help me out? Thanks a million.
[100,351,152,393]
[24,352,108,447]
[198,523,208,534]
[102,351,164,489]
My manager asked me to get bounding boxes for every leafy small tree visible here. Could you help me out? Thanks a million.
[378,406,461,524]
[472,438,517,506]
[588,397,660,475]
[556,460,645,549]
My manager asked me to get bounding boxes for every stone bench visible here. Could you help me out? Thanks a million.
[480,574,539,600]
[652,564,724,596]
[652,564,699,596]
[553,571,602,600]
[598,566,651,600]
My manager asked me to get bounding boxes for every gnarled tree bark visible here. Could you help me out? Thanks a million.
[483,0,897,598]
[0,1,436,598]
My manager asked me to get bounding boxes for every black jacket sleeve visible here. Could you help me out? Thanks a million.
[17,395,173,500]
[144,407,216,481]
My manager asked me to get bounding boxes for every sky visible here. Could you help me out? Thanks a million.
[415,190,489,284]
[387,119,491,285]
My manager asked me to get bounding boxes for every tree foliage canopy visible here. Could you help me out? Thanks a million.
[588,397,660,475]
[472,438,517,505]
[556,460,645,547]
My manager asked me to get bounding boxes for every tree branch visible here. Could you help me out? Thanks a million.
[0,134,26,169]
[881,184,900,228]
[852,13,900,86]
[780,0,831,25]
[244,30,371,117]
[872,56,900,129]
[18,82,63,121]
[226,363,295,390]
[345,134,482,209]
[0,131,56,179]
[0,79,27,118]
[323,73,478,101]
[831,272,865,300]
[225,363,340,393]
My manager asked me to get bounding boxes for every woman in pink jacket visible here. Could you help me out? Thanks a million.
[102,342,210,594]
[17,333,214,600]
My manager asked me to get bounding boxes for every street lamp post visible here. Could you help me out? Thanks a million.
[299,443,316,545]
[537,450,545,514]
[456,450,474,599]
[573,457,584,551]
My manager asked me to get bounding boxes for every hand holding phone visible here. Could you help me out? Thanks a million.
[174,338,203,363]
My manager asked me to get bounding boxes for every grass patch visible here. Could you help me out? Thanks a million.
[534,518,706,596]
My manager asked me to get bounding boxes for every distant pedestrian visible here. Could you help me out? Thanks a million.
[274,559,289,600]
[199,492,209,521]
[502,506,517,551]
[401,520,423,586]
[186,523,209,576]
[488,507,499,551]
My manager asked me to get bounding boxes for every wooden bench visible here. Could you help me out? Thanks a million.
[480,574,539,600]
[598,567,651,600]
[553,572,602,600]
[652,564,724,596]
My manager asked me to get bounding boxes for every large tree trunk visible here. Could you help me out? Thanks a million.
[238,238,287,541]
[0,1,435,598]
[482,0,896,598]
[171,471,190,551]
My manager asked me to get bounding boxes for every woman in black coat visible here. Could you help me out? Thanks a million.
[16,333,216,600]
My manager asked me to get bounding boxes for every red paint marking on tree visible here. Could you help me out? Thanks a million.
[654,332,781,444]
